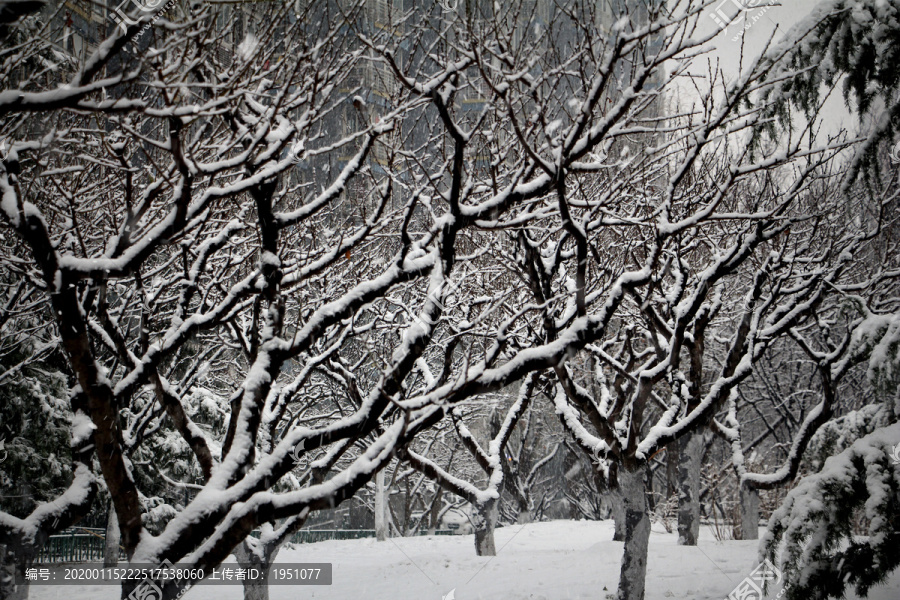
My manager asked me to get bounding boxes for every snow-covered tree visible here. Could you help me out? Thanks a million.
[2,2,899,600]
[713,0,900,546]
[0,300,71,598]
[402,374,539,555]
[752,0,900,182]
[761,422,900,600]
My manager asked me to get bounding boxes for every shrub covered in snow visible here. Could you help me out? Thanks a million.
[762,423,900,599]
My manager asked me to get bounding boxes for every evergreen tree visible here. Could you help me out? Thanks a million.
[761,312,900,598]
[0,339,70,518]
[754,0,900,181]
[761,423,900,599]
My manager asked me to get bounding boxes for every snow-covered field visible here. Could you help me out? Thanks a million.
[30,520,900,600]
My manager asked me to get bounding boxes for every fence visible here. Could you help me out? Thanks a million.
[36,528,454,563]
[35,528,109,564]
[287,529,454,544]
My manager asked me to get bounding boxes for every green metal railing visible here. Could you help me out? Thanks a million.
[288,529,454,543]
[35,528,110,564]
[35,527,455,563]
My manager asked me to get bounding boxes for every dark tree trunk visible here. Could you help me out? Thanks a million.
[666,442,679,498]
[428,486,443,535]
[676,432,703,546]
[610,487,626,542]
[606,462,625,542]
[616,465,650,600]
[473,499,498,557]
[105,502,120,567]
[563,446,580,520]
[234,539,280,600]
[739,482,760,540]
[240,571,271,600]
[375,469,387,542]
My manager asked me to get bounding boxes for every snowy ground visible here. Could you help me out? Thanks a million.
[30,520,900,600]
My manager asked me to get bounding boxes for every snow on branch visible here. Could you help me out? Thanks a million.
[761,423,900,599]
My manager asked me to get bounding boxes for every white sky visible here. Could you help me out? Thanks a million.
[685,0,855,135]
